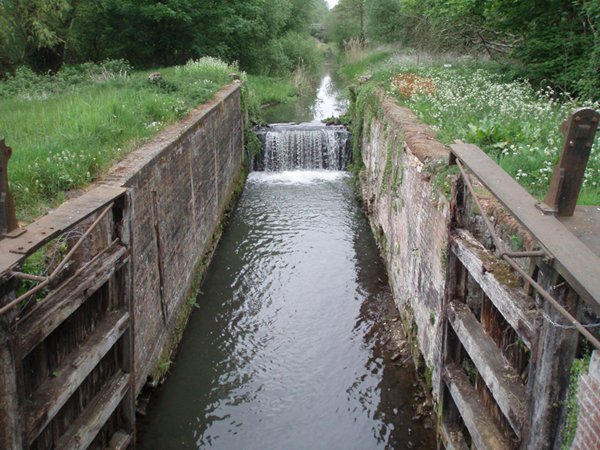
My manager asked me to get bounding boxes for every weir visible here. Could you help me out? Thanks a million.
[253,124,351,171]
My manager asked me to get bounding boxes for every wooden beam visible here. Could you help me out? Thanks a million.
[0,316,22,449]
[107,430,133,450]
[450,142,600,308]
[54,372,129,450]
[25,311,129,444]
[439,421,469,450]
[444,364,511,449]
[525,268,580,448]
[451,229,537,348]
[16,243,128,356]
[447,301,527,437]
[0,186,127,275]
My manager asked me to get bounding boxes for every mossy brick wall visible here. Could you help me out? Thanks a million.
[359,98,450,397]
[103,83,245,393]
[572,351,600,449]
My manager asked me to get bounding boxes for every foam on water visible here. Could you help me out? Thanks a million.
[248,170,349,184]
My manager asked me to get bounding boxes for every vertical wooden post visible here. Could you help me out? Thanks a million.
[0,285,23,449]
[544,108,599,217]
[525,263,580,449]
[0,139,19,237]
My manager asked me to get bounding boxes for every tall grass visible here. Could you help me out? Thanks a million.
[0,58,236,221]
[344,49,600,204]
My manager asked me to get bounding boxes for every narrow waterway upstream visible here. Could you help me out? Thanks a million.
[137,64,436,449]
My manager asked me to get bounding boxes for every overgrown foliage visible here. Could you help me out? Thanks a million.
[0,0,328,76]
[327,0,600,100]
[343,50,600,204]
[0,57,236,221]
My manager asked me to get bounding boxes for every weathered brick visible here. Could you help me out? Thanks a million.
[106,84,244,393]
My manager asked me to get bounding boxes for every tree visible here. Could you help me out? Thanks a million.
[0,0,77,72]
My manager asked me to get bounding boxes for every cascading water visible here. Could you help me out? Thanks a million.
[253,124,351,172]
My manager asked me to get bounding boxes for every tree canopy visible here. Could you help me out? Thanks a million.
[0,0,328,74]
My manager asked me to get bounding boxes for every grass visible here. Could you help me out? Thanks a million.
[341,49,600,204]
[0,57,237,222]
[245,69,314,124]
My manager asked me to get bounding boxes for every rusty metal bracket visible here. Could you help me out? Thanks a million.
[544,108,599,217]
[0,139,22,239]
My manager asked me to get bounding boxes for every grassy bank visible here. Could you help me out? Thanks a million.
[0,58,238,222]
[341,49,600,204]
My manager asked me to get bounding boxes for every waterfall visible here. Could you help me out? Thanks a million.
[253,124,351,172]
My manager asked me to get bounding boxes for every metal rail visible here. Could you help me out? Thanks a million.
[455,159,600,350]
[0,203,114,316]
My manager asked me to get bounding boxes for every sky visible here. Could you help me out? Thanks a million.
[326,0,339,8]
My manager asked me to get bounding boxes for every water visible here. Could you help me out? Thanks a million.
[137,172,435,449]
[254,124,350,171]
[137,67,436,449]
[262,66,348,124]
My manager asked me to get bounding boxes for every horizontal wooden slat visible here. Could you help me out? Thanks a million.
[16,243,128,355]
[25,311,129,444]
[439,421,469,450]
[451,142,600,308]
[448,301,527,437]
[0,185,126,275]
[444,364,511,450]
[54,372,130,450]
[452,228,537,348]
[107,430,133,450]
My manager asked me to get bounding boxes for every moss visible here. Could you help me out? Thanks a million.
[509,233,525,252]
[380,139,395,195]
[349,83,381,185]
[391,162,404,195]
[432,164,460,201]
[562,353,592,449]
[440,243,449,272]
[424,366,433,390]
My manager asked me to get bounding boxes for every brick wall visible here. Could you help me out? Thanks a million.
[104,83,245,393]
[359,98,450,397]
[572,351,600,449]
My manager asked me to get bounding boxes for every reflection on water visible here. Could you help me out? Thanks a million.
[137,173,435,450]
[263,66,348,124]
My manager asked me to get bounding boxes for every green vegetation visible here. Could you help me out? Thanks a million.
[327,0,600,100]
[340,49,600,204]
[0,0,332,221]
[0,0,328,77]
[0,57,236,221]
[246,74,300,123]
[562,354,591,449]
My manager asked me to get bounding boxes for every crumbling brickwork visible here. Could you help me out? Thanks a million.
[359,99,450,397]
[572,351,600,450]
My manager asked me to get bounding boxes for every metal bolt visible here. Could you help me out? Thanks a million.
[575,116,581,122]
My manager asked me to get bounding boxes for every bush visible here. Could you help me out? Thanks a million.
[0,60,133,99]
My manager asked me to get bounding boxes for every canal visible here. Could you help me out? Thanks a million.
[137,64,436,450]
